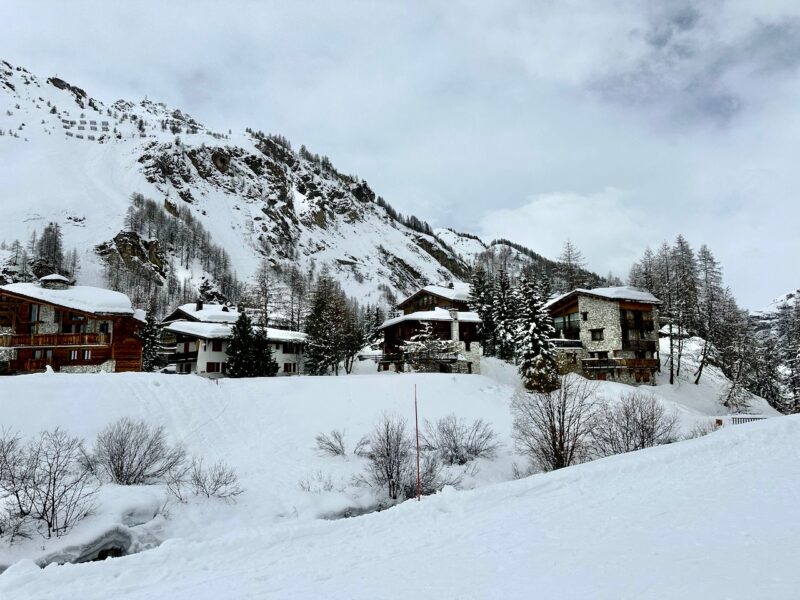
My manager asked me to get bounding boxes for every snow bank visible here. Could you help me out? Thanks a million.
[1,373,797,598]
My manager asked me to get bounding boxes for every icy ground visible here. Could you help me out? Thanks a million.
[0,344,790,599]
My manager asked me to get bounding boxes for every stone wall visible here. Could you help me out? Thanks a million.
[577,296,622,354]
[38,305,59,334]
[59,360,116,374]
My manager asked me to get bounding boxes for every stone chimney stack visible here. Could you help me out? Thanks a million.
[196,298,204,312]
[449,309,459,342]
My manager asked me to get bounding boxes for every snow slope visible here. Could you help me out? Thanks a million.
[0,370,796,599]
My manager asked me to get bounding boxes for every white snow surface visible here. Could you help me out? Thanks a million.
[164,320,307,342]
[397,282,472,306]
[0,367,795,599]
[378,307,481,330]
[0,282,135,315]
[545,285,661,308]
[171,304,241,324]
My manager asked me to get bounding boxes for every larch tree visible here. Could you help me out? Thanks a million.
[556,239,587,292]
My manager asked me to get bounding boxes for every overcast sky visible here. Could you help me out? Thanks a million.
[3,0,799,308]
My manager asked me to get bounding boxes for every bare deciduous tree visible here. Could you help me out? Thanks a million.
[421,415,500,465]
[93,418,187,485]
[362,414,412,500]
[511,376,598,472]
[591,392,678,457]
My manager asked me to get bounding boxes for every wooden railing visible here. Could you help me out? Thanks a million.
[0,333,109,348]
[582,358,660,370]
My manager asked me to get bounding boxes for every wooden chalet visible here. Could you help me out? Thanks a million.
[377,283,482,373]
[0,275,144,374]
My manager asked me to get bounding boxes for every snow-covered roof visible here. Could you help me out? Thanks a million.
[545,286,661,309]
[377,307,481,330]
[174,303,241,323]
[165,320,308,342]
[0,282,135,315]
[397,283,471,307]
[39,273,70,283]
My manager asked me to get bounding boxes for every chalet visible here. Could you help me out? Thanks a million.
[0,275,144,374]
[162,301,306,378]
[545,286,661,385]
[377,283,482,374]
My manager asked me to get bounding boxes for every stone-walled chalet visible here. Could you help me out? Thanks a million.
[0,275,144,374]
[545,286,661,385]
[377,283,482,374]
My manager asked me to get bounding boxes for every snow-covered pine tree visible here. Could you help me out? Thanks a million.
[401,321,458,372]
[515,274,559,392]
[253,312,279,377]
[493,269,516,361]
[226,311,258,377]
[139,298,164,372]
[304,274,347,375]
[469,266,496,356]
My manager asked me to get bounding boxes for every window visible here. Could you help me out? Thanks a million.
[70,350,78,361]
[184,342,190,353]
[590,328,604,341]
[207,362,220,373]
[212,340,223,352]
[99,322,109,334]
[581,312,588,321]
[284,362,291,373]
[83,350,91,360]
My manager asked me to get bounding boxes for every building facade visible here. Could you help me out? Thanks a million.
[0,275,144,374]
[377,283,482,374]
[546,287,661,385]
[162,301,306,377]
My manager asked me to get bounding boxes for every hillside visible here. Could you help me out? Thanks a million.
[0,60,495,306]
[0,367,793,599]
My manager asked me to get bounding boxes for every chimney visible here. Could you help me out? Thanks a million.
[195,298,204,312]
[449,309,459,342]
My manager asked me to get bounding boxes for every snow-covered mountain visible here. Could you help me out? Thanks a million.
[2,60,537,305]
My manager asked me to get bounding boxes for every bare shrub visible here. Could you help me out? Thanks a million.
[315,429,346,457]
[512,376,598,472]
[94,418,187,485]
[362,414,412,500]
[360,414,460,500]
[353,435,370,457]
[591,392,679,457]
[188,459,243,501]
[0,428,96,538]
[298,470,335,494]
[421,415,500,465]
[166,458,243,502]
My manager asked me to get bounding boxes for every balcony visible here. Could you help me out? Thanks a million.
[621,319,655,332]
[553,326,581,341]
[550,338,583,349]
[0,333,110,348]
[621,340,658,352]
[582,358,660,370]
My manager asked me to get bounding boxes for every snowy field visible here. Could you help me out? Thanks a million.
[0,346,791,599]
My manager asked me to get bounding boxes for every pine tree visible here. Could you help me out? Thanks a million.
[227,312,258,377]
[469,266,496,356]
[515,274,559,392]
[493,269,516,361]
[304,275,346,375]
[253,323,279,377]
[140,298,164,372]
[401,322,458,372]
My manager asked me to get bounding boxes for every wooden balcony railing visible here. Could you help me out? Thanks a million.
[582,358,660,370]
[0,333,109,348]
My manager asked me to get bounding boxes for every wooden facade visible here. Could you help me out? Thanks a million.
[0,288,143,374]
[397,288,470,315]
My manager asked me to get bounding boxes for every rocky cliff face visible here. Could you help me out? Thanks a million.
[0,60,590,307]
